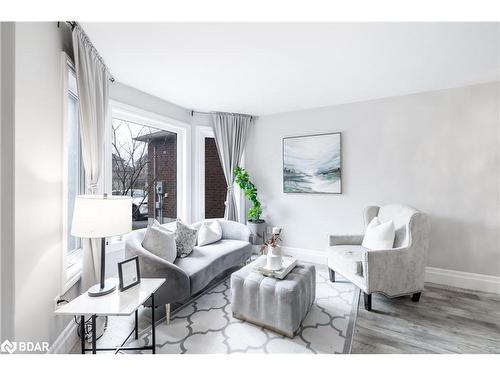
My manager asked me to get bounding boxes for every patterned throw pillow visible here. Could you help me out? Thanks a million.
[175,219,198,258]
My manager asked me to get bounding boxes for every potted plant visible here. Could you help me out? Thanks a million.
[234,166,265,245]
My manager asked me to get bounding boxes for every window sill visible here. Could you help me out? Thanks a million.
[63,249,83,294]
[63,269,81,294]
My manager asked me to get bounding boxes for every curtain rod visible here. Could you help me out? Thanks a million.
[191,110,254,120]
[58,21,115,83]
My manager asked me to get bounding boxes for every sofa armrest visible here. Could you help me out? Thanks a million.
[363,246,409,259]
[124,232,190,304]
[328,234,364,246]
[362,246,424,294]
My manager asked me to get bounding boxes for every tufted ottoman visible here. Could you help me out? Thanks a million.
[230,257,316,338]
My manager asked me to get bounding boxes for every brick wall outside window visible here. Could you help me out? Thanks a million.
[141,135,225,221]
[205,138,226,218]
[146,135,177,220]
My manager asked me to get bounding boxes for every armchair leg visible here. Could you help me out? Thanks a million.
[328,269,335,282]
[363,293,372,311]
[411,292,421,302]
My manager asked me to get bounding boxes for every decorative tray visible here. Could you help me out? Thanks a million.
[254,255,298,279]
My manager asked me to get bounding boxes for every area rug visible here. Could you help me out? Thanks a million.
[131,264,359,354]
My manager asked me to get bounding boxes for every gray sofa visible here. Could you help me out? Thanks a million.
[125,219,252,308]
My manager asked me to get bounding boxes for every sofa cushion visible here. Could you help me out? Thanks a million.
[377,205,417,248]
[142,221,177,263]
[362,217,395,250]
[326,245,365,277]
[175,219,198,258]
[174,239,251,294]
[197,220,222,246]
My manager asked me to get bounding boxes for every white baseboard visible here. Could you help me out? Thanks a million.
[281,246,500,295]
[425,267,500,295]
[49,319,78,354]
[281,246,327,264]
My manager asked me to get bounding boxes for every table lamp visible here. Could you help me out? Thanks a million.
[71,193,132,297]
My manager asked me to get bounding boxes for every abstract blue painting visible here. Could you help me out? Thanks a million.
[283,132,341,194]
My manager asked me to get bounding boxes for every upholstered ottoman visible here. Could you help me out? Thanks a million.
[230,257,316,337]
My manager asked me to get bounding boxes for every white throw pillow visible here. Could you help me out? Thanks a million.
[362,217,395,250]
[142,220,177,263]
[197,220,223,247]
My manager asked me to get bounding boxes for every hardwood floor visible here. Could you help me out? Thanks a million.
[351,283,500,354]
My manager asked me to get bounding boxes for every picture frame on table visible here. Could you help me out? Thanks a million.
[118,256,141,292]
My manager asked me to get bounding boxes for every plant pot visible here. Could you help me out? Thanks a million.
[247,219,266,245]
[266,245,283,271]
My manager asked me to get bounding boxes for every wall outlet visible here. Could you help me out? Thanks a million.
[53,295,68,311]
[53,295,61,311]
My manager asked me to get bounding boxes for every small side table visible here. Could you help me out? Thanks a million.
[55,277,165,354]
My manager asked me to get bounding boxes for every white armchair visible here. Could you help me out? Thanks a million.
[327,204,430,311]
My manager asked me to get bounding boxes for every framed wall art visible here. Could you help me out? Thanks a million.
[283,132,342,194]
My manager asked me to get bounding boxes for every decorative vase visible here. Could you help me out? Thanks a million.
[247,219,266,245]
[266,245,283,271]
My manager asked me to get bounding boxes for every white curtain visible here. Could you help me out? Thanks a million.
[72,25,111,291]
[212,113,252,221]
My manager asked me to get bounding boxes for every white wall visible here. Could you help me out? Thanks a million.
[1,22,16,342]
[246,82,500,278]
[0,22,3,341]
[1,21,3,341]
[8,22,75,345]
[110,82,191,124]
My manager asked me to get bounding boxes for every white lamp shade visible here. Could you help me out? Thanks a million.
[71,195,132,238]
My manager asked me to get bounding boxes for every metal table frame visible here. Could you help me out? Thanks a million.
[80,292,156,354]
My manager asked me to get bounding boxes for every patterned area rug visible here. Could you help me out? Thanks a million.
[130,264,359,354]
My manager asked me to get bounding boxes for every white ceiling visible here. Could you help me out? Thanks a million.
[82,23,499,116]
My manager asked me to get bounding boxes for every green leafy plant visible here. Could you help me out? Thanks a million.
[234,166,263,222]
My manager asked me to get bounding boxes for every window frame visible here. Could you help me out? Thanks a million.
[105,101,192,251]
[60,52,84,294]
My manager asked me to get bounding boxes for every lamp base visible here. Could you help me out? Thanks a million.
[87,280,116,297]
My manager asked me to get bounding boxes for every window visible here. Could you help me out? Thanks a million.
[107,102,190,243]
[61,54,84,292]
[66,66,84,253]
[111,118,178,230]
